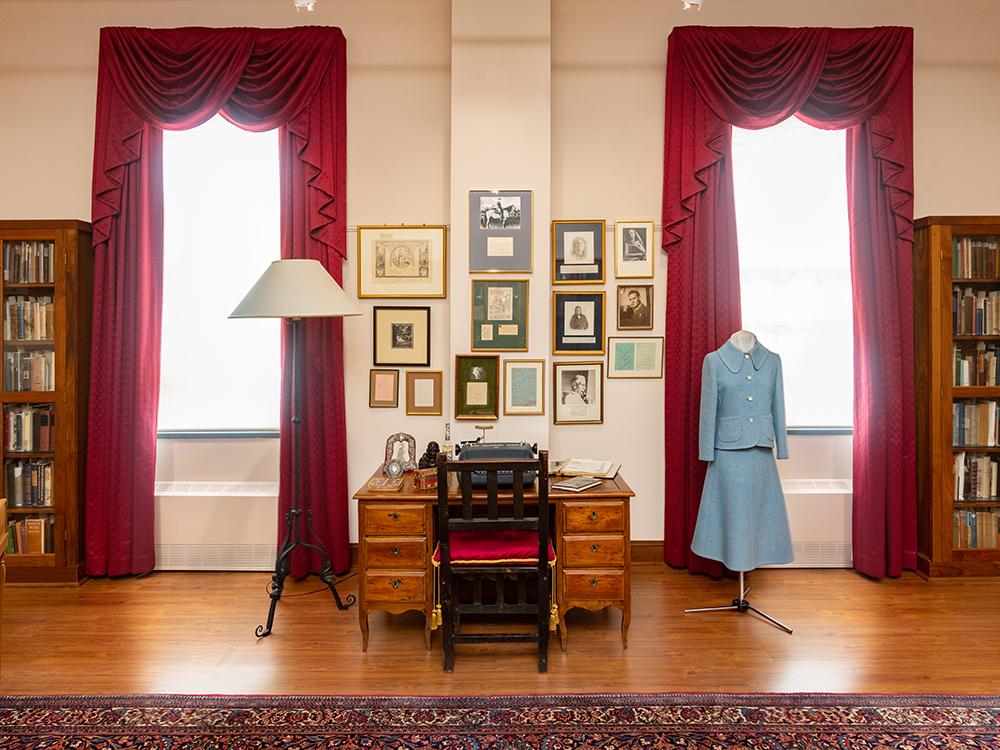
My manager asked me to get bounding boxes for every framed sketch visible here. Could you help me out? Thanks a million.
[369,369,399,407]
[405,370,443,415]
[553,361,604,425]
[614,220,654,279]
[552,220,605,284]
[469,190,533,272]
[454,354,500,420]
[357,225,447,298]
[552,290,605,355]
[372,306,431,366]
[504,359,545,415]
[608,336,664,378]
[471,279,529,351]
[616,284,654,331]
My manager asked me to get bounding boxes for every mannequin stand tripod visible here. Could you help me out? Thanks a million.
[684,570,792,634]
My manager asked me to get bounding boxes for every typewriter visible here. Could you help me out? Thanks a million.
[456,429,539,487]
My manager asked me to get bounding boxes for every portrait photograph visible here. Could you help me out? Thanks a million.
[553,361,604,424]
[455,354,500,420]
[479,195,522,230]
[616,284,654,331]
[372,306,431,366]
[552,291,605,354]
[368,368,399,408]
[469,190,533,272]
[614,220,655,279]
[357,225,447,298]
[552,219,605,284]
[608,336,664,379]
[504,359,545,415]
[564,300,594,336]
[471,279,529,351]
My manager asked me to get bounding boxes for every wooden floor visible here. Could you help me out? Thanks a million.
[2,565,1000,695]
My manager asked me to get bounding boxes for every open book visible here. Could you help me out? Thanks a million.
[552,458,620,479]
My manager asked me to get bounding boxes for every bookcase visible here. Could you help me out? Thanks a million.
[0,220,92,583]
[915,216,1000,576]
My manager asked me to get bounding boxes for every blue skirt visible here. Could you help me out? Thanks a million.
[691,447,793,572]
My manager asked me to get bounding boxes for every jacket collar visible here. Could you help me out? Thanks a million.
[718,339,770,373]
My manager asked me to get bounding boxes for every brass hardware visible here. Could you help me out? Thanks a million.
[589,578,598,587]
[391,546,400,555]
[391,579,401,589]
[390,512,400,521]
[590,544,600,553]
[588,511,598,521]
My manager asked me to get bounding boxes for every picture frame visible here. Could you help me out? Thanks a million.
[454,354,500,420]
[384,432,417,472]
[471,279,529,351]
[614,220,654,279]
[357,225,447,298]
[553,361,604,425]
[369,369,399,408]
[469,190,533,273]
[405,370,443,416]
[372,306,431,367]
[503,359,545,416]
[616,284,654,331]
[552,220,605,284]
[552,290,606,355]
[607,336,664,379]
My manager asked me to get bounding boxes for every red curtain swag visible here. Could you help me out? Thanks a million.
[87,26,349,577]
[662,26,915,579]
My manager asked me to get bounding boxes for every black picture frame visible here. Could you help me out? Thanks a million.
[552,291,606,355]
[372,306,432,367]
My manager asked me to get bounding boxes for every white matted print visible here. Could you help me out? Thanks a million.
[553,361,604,424]
[614,220,654,279]
[608,336,663,378]
[504,359,545,415]
[357,225,447,298]
[563,301,595,336]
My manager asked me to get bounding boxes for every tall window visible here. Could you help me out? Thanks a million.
[159,115,281,432]
[732,117,853,428]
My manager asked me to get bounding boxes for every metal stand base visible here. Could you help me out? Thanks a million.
[684,571,792,634]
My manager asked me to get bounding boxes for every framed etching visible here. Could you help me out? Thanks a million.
[552,290,606,355]
[614,220,654,279]
[471,279,529,351]
[357,225,447,298]
[552,220,605,284]
[405,370,443,415]
[553,361,604,425]
[616,284,654,331]
[372,306,431,366]
[369,369,399,408]
[504,359,545,415]
[469,190,533,272]
[454,354,500,420]
[608,336,664,379]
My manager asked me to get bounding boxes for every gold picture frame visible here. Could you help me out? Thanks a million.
[551,290,606,355]
[454,354,500,420]
[357,225,447,298]
[469,190,534,273]
[471,278,530,352]
[614,220,655,279]
[552,219,606,284]
[369,369,399,408]
[607,336,664,379]
[553,360,604,425]
[503,359,545,415]
[405,370,443,415]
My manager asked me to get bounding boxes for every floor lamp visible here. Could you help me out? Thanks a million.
[230,259,362,637]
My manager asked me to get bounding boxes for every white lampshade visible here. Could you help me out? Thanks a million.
[230,259,362,319]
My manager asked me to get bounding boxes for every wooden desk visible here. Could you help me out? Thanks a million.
[353,468,635,652]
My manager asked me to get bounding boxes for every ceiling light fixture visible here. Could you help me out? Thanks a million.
[682,0,703,9]
[293,0,316,11]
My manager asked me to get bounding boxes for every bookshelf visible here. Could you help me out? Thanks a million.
[0,220,92,583]
[915,216,1000,576]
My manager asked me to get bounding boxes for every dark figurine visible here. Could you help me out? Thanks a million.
[418,441,440,469]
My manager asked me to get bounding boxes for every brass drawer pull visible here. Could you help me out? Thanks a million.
[389,512,400,521]
[590,544,600,553]
[390,579,401,589]
[590,578,599,587]
[588,511,599,522]
[391,546,400,555]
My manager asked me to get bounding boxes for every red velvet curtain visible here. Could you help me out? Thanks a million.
[662,26,915,579]
[88,27,349,577]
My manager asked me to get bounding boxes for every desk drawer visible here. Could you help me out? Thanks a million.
[365,571,426,603]
[563,570,625,601]
[366,537,426,569]
[563,501,625,534]
[563,535,624,567]
[364,505,426,535]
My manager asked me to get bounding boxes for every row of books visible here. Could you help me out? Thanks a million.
[952,235,1000,279]
[4,349,54,391]
[953,451,998,501]
[953,287,1000,336]
[954,343,1000,386]
[5,516,55,555]
[952,400,1000,447]
[1,240,56,284]
[5,459,53,507]
[4,296,54,342]
[5,405,54,453]
[953,509,1000,550]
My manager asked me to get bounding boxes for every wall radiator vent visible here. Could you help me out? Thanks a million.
[770,478,853,568]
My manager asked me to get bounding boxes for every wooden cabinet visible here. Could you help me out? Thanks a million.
[0,220,92,583]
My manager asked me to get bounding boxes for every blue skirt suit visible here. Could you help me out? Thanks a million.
[691,340,794,571]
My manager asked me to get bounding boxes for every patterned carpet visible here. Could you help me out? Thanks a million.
[0,693,998,748]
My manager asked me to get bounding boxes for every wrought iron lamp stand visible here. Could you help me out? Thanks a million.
[684,570,792,634]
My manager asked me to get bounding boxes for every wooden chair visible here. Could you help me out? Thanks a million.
[1,498,6,677]
[434,451,553,672]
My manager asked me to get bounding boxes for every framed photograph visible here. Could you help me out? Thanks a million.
[405,370,443,415]
[454,354,500,420]
[504,359,545,415]
[552,220,605,284]
[614,220,654,279]
[369,369,399,408]
[372,306,431,366]
[469,190,533,272]
[357,225,447,298]
[616,284,654,330]
[384,432,417,472]
[608,336,664,379]
[553,361,604,425]
[471,279,529,351]
[552,291,605,355]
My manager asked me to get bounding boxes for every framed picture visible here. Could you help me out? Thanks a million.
[369,369,399,407]
[357,225,447,298]
[552,220,605,284]
[608,336,664,379]
[614,220,654,279]
[372,306,431,366]
[471,279,529,351]
[405,370,443,415]
[504,359,545,415]
[616,284,654,330]
[469,190,533,272]
[552,291,605,355]
[454,354,500,420]
[553,361,604,425]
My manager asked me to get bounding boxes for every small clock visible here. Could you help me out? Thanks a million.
[384,459,405,478]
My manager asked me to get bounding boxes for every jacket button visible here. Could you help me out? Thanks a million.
[744,353,750,359]
[748,417,754,423]
[746,375,752,381]
[747,396,753,401]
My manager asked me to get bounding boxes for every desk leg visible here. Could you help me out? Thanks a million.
[360,607,370,652]
[559,608,568,652]
[620,603,630,649]
[424,614,432,651]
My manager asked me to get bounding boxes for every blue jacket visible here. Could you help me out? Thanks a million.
[699,340,789,462]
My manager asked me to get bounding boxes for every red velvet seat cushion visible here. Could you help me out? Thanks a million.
[433,530,556,565]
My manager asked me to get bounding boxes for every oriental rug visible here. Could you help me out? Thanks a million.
[0,693,998,749]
